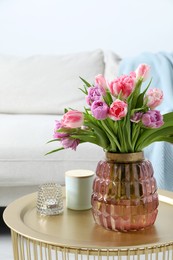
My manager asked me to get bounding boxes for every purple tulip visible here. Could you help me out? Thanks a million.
[91,100,109,120]
[53,120,69,139]
[86,85,102,106]
[61,137,80,150]
[130,112,143,123]
[142,110,164,128]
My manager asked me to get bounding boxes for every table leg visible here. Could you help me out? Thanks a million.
[11,230,20,260]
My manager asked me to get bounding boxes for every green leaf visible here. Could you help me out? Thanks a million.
[135,112,173,150]
[100,120,120,151]
[153,136,173,143]
[84,120,110,149]
[123,102,133,151]
[136,78,152,108]
[131,79,143,109]
[71,134,98,145]
[117,120,128,152]
[131,107,146,116]
[103,90,113,106]
[45,147,64,156]
[136,126,173,150]
[79,77,91,87]
[78,87,87,95]
[46,139,61,144]
[163,112,173,123]
[64,108,68,113]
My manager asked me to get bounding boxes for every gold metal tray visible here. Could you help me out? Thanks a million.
[3,190,173,255]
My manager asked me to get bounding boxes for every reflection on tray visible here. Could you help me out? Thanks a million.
[90,224,160,247]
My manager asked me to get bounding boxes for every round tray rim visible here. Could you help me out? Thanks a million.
[3,189,173,256]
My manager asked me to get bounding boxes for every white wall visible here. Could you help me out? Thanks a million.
[0,0,173,58]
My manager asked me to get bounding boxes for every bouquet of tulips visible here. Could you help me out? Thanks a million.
[47,64,173,154]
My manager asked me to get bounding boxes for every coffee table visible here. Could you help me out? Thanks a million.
[3,189,173,260]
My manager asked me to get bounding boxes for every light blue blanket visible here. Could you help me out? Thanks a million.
[118,52,173,191]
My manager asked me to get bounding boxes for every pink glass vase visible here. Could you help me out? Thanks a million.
[91,152,159,232]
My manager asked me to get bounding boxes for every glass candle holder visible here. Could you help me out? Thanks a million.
[37,183,64,216]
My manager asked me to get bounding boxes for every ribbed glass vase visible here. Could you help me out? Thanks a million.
[91,152,159,232]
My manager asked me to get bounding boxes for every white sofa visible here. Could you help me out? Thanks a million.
[0,49,121,206]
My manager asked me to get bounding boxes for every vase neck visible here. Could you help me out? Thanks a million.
[105,152,144,163]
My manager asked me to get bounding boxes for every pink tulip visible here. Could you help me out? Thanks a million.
[109,74,136,99]
[135,64,150,81]
[145,88,163,109]
[108,99,128,121]
[61,110,84,128]
[95,74,108,91]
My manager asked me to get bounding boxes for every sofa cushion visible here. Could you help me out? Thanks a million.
[104,50,121,80]
[0,114,104,187]
[0,50,104,114]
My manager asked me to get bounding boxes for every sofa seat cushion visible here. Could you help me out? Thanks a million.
[0,114,104,187]
[0,50,104,114]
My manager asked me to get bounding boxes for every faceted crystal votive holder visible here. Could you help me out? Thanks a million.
[37,183,64,216]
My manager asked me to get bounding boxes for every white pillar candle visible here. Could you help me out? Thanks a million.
[65,169,95,210]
